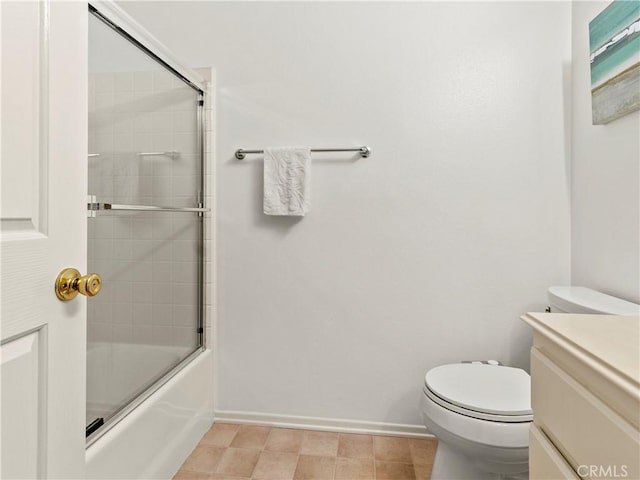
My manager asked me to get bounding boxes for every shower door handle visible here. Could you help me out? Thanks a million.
[55,268,102,301]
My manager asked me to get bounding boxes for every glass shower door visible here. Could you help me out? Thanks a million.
[86,9,204,439]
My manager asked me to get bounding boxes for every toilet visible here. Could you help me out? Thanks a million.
[421,286,640,480]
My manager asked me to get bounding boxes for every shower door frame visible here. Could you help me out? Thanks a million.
[86,0,208,446]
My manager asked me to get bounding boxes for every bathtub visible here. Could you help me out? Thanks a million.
[85,342,214,479]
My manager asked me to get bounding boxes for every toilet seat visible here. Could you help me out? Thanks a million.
[424,363,532,423]
[421,390,531,449]
[423,386,533,423]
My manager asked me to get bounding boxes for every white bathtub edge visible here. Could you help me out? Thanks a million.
[86,349,214,480]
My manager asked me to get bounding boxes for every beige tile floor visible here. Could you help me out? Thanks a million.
[174,423,437,480]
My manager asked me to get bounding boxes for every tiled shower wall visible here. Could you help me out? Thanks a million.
[88,68,209,348]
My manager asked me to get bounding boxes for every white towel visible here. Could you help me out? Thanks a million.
[263,147,311,216]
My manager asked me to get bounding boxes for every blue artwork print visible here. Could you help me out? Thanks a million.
[589,0,640,124]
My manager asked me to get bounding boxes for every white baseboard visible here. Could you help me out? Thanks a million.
[214,410,433,438]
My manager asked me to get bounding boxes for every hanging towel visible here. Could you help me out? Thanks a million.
[263,146,311,216]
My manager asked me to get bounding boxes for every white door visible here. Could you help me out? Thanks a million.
[1,2,88,478]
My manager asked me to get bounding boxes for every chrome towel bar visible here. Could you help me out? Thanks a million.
[137,151,179,157]
[235,146,371,160]
[87,152,179,157]
[101,203,208,213]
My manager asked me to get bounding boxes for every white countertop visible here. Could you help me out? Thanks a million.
[522,313,639,387]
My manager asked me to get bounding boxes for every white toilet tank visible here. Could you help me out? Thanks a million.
[548,286,640,315]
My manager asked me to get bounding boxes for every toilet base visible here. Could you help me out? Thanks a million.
[431,442,529,480]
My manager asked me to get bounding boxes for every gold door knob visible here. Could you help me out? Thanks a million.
[55,268,102,301]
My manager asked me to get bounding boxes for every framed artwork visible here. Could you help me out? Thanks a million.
[590,0,640,125]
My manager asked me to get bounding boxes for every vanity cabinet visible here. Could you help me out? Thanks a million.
[522,313,639,480]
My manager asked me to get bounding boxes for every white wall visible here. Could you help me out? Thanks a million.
[120,1,572,428]
[571,1,640,304]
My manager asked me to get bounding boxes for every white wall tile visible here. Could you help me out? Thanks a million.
[172,154,197,176]
[93,302,113,325]
[171,175,196,196]
[113,91,134,113]
[113,303,133,326]
[133,71,153,92]
[94,134,114,154]
[152,70,176,92]
[151,326,174,345]
[151,261,172,279]
[114,72,134,93]
[133,114,153,134]
[95,92,114,111]
[151,304,173,325]
[151,170,176,196]
[113,113,134,134]
[131,261,153,282]
[112,282,133,304]
[151,134,173,154]
[112,261,133,282]
[172,133,197,154]
[170,89,196,112]
[152,217,173,238]
[136,176,153,197]
[173,327,196,348]
[132,239,153,260]
[88,69,213,354]
[151,240,173,261]
[94,217,114,239]
[132,217,153,239]
[172,283,197,307]
[112,133,133,154]
[151,112,173,134]
[173,305,196,327]
[112,324,133,343]
[152,283,173,305]
[112,239,132,260]
[132,325,153,344]
[93,239,113,260]
[172,241,197,262]
[132,304,152,325]
[172,111,196,133]
[113,217,133,239]
[172,262,197,283]
[131,282,152,304]
[89,323,113,343]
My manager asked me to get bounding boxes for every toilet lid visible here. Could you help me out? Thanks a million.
[424,364,531,416]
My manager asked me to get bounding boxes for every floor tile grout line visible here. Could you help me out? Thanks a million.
[331,451,337,480]
[174,423,434,480]
[373,452,377,480]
